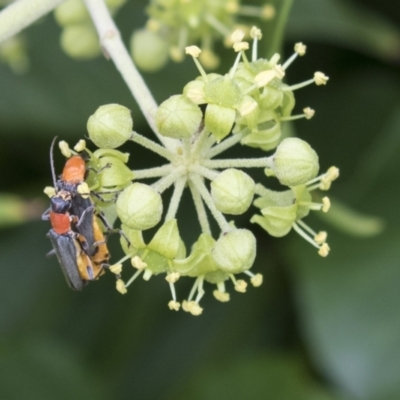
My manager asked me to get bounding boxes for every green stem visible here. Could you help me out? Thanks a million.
[165,177,186,221]
[83,0,179,152]
[189,174,231,233]
[152,167,185,193]
[133,164,173,180]
[191,165,219,181]
[0,0,64,43]
[188,181,211,235]
[206,133,243,159]
[130,131,177,162]
[266,0,293,57]
[202,157,273,169]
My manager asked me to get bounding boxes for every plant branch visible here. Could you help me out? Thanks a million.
[83,0,179,151]
[0,0,64,43]
[202,157,273,169]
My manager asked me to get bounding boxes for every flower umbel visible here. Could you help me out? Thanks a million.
[73,30,337,314]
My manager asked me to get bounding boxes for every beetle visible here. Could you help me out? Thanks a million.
[43,138,111,288]
[47,211,104,291]
[44,137,111,256]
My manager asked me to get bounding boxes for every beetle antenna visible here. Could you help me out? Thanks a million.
[50,136,58,190]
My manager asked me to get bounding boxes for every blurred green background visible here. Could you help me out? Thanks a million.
[1,0,400,399]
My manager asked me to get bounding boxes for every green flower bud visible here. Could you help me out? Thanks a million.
[212,229,256,274]
[148,219,181,259]
[272,138,319,186]
[130,29,169,72]
[156,95,202,139]
[60,24,101,59]
[211,169,255,215]
[54,0,90,26]
[87,104,133,149]
[204,76,241,108]
[205,104,235,142]
[0,36,29,74]
[116,183,162,230]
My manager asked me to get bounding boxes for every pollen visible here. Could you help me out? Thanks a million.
[59,141,72,158]
[250,26,262,40]
[250,273,263,287]
[303,107,315,119]
[213,290,230,302]
[168,300,181,311]
[318,243,330,257]
[44,186,56,198]
[165,272,180,283]
[109,263,123,275]
[294,42,306,56]
[131,255,147,270]
[314,72,329,86]
[234,279,248,293]
[185,45,202,58]
[116,279,128,294]
[322,196,331,212]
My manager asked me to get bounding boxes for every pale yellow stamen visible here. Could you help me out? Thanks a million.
[314,72,329,85]
[168,300,181,311]
[303,107,315,119]
[231,29,245,44]
[322,197,331,212]
[131,255,147,270]
[239,97,258,116]
[109,263,123,275]
[254,70,276,87]
[170,46,184,62]
[77,182,90,199]
[250,273,263,287]
[273,64,285,79]
[146,19,161,32]
[250,26,262,40]
[314,231,327,245]
[234,279,247,293]
[74,139,86,152]
[294,42,306,56]
[59,141,71,158]
[261,4,275,20]
[233,41,249,52]
[185,45,201,58]
[318,243,330,257]
[165,272,180,283]
[213,290,230,302]
[189,302,203,316]
[44,186,56,198]
[116,279,127,294]
[199,49,220,69]
[225,1,239,13]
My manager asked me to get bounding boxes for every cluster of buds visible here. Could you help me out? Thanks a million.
[64,28,338,315]
[0,1,29,74]
[0,34,29,74]
[53,0,127,59]
[131,0,276,71]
